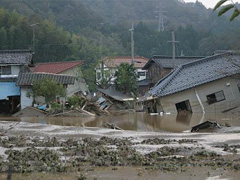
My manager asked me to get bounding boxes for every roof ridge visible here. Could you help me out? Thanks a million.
[152,55,204,59]
[0,50,32,53]
[36,60,84,65]
[30,72,75,77]
[104,56,148,60]
[180,52,229,68]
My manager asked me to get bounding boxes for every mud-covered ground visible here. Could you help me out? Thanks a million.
[0,121,240,180]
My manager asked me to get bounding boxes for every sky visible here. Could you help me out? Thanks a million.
[184,0,240,8]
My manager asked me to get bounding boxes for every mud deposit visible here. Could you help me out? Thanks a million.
[0,121,240,179]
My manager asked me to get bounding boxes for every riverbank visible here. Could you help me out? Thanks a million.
[0,121,240,179]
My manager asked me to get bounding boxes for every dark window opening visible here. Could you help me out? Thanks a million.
[206,91,225,104]
[175,100,192,113]
[138,72,145,77]
[0,66,11,75]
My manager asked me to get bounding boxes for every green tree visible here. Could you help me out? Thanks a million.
[32,78,66,103]
[114,63,137,96]
[214,0,240,21]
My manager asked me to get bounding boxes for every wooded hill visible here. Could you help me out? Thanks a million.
[0,0,240,63]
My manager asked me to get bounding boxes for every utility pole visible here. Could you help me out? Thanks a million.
[167,31,179,68]
[129,23,135,64]
[30,23,39,52]
[99,23,104,84]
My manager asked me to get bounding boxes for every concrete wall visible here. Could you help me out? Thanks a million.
[61,66,90,98]
[158,77,240,113]
[21,87,33,110]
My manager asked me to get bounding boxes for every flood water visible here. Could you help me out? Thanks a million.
[0,111,240,133]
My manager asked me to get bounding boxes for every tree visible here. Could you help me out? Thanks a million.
[114,63,137,96]
[214,0,240,21]
[31,78,66,103]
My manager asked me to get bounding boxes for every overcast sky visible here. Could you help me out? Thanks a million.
[184,0,240,8]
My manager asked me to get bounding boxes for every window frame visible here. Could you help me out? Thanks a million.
[206,90,225,105]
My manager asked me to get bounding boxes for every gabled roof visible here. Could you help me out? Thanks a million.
[142,55,204,70]
[0,50,33,65]
[33,60,84,74]
[16,73,75,86]
[103,56,148,68]
[149,52,240,97]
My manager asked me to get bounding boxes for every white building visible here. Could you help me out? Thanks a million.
[95,56,148,84]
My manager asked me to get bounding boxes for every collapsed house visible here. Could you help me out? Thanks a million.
[140,51,240,113]
[97,88,135,111]
[0,50,33,113]
[16,73,75,109]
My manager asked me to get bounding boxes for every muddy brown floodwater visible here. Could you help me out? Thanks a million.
[0,112,240,132]
[0,112,240,180]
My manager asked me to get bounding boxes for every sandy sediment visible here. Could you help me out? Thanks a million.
[0,121,240,180]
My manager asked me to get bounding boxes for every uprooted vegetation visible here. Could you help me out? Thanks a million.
[0,136,239,173]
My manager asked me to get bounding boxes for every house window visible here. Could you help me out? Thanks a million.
[138,71,145,77]
[0,66,11,75]
[206,91,225,104]
[96,72,101,80]
[175,100,192,113]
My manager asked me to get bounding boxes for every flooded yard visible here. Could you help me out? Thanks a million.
[0,112,240,132]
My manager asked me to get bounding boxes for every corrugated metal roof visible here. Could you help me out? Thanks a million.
[143,56,204,70]
[0,50,32,64]
[33,60,84,74]
[16,73,75,86]
[149,52,240,97]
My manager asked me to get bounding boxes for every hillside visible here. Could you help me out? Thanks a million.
[0,0,240,62]
[1,0,239,33]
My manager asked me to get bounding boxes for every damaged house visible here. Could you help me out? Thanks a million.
[142,51,240,113]
[0,50,33,113]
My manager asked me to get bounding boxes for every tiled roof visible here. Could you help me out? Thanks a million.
[142,56,204,70]
[16,73,75,86]
[0,50,32,64]
[33,60,84,74]
[103,56,148,68]
[149,52,240,97]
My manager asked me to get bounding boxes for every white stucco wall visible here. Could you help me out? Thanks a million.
[21,87,33,110]
[61,66,90,98]
[11,65,21,75]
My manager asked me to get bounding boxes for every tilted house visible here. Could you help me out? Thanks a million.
[32,61,90,98]
[16,73,75,109]
[0,50,33,113]
[142,55,204,88]
[143,51,240,113]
